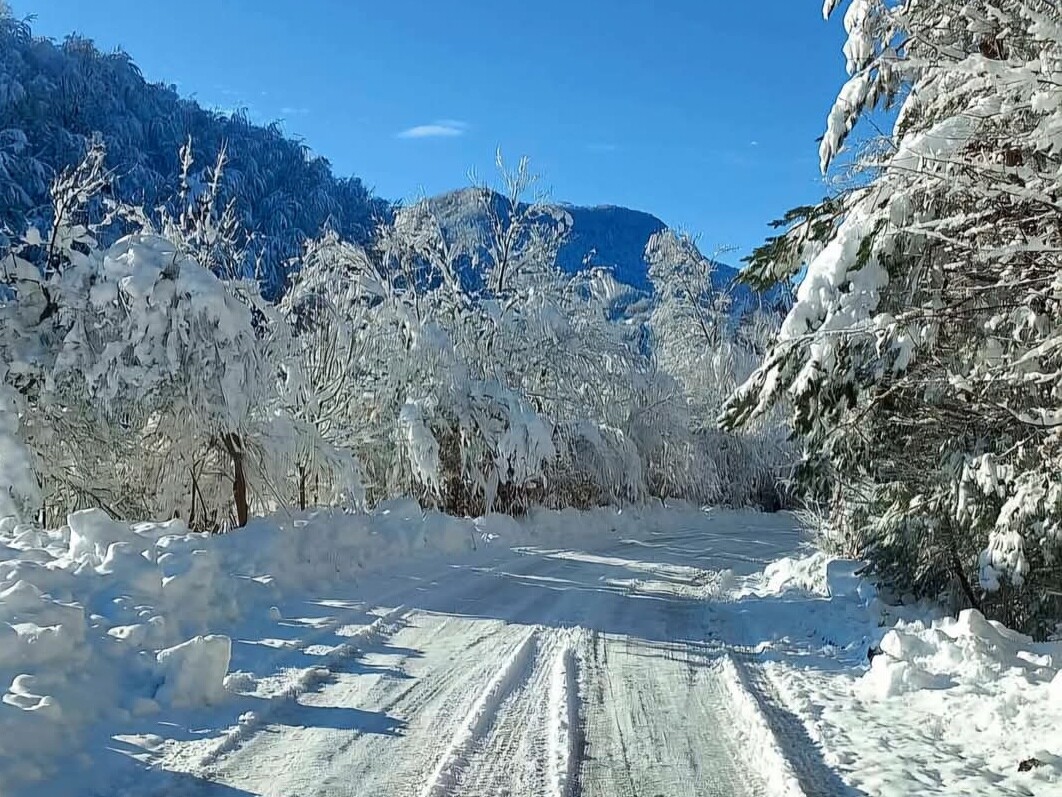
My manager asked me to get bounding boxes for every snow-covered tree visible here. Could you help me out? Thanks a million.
[0,143,127,521]
[0,144,356,528]
[725,0,1062,632]
[648,231,742,426]
[646,230,792,507]
[352,159,572,513]
[0,135,791,532]
[0,384,38,521]
[279,232,382,509]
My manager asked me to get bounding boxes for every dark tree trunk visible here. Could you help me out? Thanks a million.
[189,467,198,528]
[222,433,249,528]
[298,463,307,511]
[949,541,982,613]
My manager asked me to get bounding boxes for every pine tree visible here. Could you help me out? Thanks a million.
[724,0,1062,633]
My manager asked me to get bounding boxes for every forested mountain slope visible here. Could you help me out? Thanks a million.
[424,188,777,314]
[0,12,389,294]
[0,11,776,308]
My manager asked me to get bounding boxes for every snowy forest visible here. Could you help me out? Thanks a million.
[0,12,789,519]
[2,0,1062,640]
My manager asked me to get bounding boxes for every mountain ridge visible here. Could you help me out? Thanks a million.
[0,13,389,296]
[423,186,750,301]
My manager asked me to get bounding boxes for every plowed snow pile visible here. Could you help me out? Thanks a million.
[726,553,1062,796]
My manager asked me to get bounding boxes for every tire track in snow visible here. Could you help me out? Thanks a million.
[189,555,538,776]
[198,613,541,797]
[356,616,509,721]
[176,554,578,795]
[722,654,861,797]
[706,595,862,797]
[198,604,410,767]
[454,642,556,795]
[450,629,586,797]
[547,639,582,797]
[577,600,765,797]
[417,627,540,797]
[580,629,639,797]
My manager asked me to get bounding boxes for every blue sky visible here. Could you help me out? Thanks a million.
[11,0,848,264]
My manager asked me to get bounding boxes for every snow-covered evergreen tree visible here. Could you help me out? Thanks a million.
[725,0,1062,632]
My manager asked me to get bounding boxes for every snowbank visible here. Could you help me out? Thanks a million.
[863,608,1047,699]
[755,551,832,595]
[0,499,736,792]
[155,635,232,709]
[731,549,1062,795]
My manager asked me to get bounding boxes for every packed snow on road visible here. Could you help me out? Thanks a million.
[1,503,1059,797]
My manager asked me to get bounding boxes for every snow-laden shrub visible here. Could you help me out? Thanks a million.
[0,144,353,529]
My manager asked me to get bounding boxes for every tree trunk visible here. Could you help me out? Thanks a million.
[189,467,198,528]
[222,433,249,528]
[298,463,307,511]
[948,541,982,613]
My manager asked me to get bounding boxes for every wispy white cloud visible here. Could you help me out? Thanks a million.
[201,84,267,122]
[397,119,469,139]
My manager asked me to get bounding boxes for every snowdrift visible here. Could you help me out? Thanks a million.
[738,550,1062,794]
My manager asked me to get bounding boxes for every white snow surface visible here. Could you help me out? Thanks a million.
[155,636,232,709]
[731,555,1062,796]
[0,503,1059,796]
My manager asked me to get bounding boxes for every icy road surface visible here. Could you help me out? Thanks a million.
[109,514,815,796]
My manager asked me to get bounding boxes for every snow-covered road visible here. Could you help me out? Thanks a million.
[10,506,1061,797]
[115,519,806,797]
